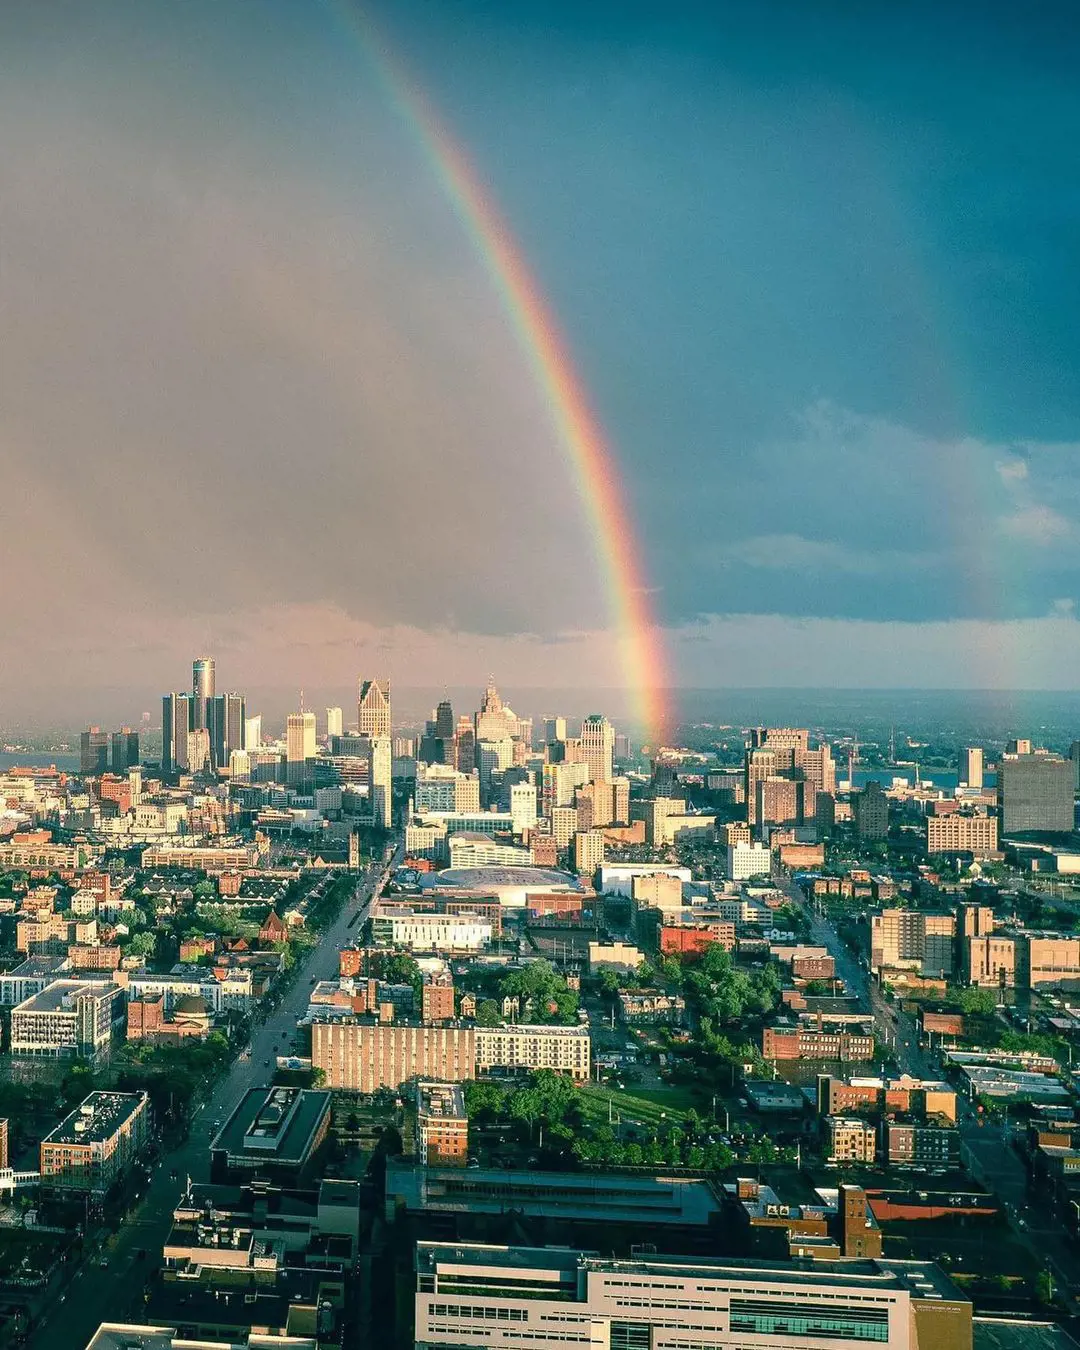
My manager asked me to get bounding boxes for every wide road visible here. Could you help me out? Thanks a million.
[782,875,1080,1300]
[32,853,393,1350]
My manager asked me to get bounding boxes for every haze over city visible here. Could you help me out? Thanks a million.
[4,0,1080,725]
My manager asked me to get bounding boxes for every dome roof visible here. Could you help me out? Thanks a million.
[173,994,209,1015]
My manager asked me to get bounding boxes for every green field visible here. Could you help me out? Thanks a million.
[578,1083,696,1129]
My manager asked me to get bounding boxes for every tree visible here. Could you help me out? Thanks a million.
[476,999,502,1027]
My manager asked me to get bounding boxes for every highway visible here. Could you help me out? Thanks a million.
[30,855,391,1350]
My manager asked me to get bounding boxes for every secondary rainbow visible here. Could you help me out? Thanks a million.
[329,3,671,744]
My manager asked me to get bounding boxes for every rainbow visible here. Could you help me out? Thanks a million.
[328,3,671,745]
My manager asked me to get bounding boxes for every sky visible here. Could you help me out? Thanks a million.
[2,0,1080,727]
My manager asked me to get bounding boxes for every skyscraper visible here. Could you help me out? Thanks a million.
[357,678,391,737]
[369,735,392,828]
[958,746,984,789]
[434,699,455,739]
[80,728,110,775]
[245,714,262,748]
[109,728,140,773]
[162,693,193,775]
[192,657,216,729]
[580,714,615,785]
[326,707,343,739]
[286,711,317,788]
[224,693,246,760]
[1000,752,1075,835]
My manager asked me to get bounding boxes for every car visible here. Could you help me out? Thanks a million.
[99,1257,109,1269]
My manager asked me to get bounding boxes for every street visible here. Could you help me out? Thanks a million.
[30,857,388,1350]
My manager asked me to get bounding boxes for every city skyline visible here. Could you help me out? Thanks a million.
[4,1,1080,716]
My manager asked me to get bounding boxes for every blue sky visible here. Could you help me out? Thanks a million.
[1,0,1079,717]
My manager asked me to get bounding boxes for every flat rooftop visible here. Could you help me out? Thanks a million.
[43,1091,145,1145]
[15,979,119,1013]
[973,1319,1080,1350]
[211,1087,330,1166]
[420,866,582,891]
[4,955,69,978]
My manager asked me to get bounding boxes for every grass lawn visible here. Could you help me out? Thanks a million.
[578,1083,696,1129]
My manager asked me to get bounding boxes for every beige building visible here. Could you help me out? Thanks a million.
[966,934,1017,988]
[474,1024,590,1080]
[573,829,606,875]
[870,908,956,977]
[358,678,391,737]
[926,813,998,855]
[414,1241,972,1350]
[579,715,615,784]
[313,1020,476,1093]
[826,1116,877,1164]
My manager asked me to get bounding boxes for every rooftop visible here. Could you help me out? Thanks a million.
[419,866,582,892]
[86,1327,318,1350]
[43,1091,146,1145]
[14,978,120,1014]
[211,1087,331,1166]
[417,1081,467,1121]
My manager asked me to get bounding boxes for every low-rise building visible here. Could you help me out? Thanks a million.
[39,1091,149,1193]
[416,1082,469,1167]
[209,1087,332,1184]
[763,1013,875,1062]
[883,1119,960,1168]
[474,1024,590,1080]
[826,1116,877,1164]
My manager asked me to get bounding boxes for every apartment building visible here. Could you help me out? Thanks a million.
[474,1024,591,1080]
[926,813,999,856]
[39,1091,148,1193]
[11,979,125,1058]
[139,843,260,871]
[413,1242,973,1350]
[870,909,956,978]
[312,1019,591,1091]
[763,1013,875,1063]
[312,1020,477,1092]
[416,1082,469,1166]
[825,1116,877,1164]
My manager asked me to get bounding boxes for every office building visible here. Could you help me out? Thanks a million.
[326,706,343,739]
[966,934,1017,988]
[413,1242,973,1350]
[727,841,771,881]
[204,691,247,770]
[870,909,956,978]
[11,980,125,1058]
[574,829,606,876]
[416,1082,469,1167]
[162,692,193,775]
[370,735,392,828]
[854,782,889,839]
[580,714,615,784]
[509,781,538,834]
[448,834,531,869]
[109,728,140,773]
[39,1091,149,1194]
[245,713,263,748]
[286,710,317,788]
[958,747,984,789]
[358,678,391,737]
[191,656,216,728]
[80,727,110,775]
[927,812,998,855]
[1000,751,1075,834]
[371,911,492,952]
[209,1086,332,1184]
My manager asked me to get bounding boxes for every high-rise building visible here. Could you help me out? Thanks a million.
[224,693,245,761]
[574,829,606,875]
[455,716,476,773]
[854,781,889,839]
[1006,738,1033,756]
[186,727,211,774]
[192,657,216,729]
[370,735,392,828]
[109,728,140,773]
[870,908,956,977]
[161,693,193,775]
[580,714,615,785]
[1000,752,1075,835]
[358,678,391,738]
[477,738,513,802]
[80,728,110,775]
[326,707,343,739]
[958,746,984,789]
[434,699,455,739]
[543,715,567,744]
[509,782,538,835]
[285,711,317,788]
[245,714,262,748]
[614,732,631,761]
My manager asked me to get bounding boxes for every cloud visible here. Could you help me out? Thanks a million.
[996,456,1029,484]
[1000,504,1072,545]
[705,533,937,576]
